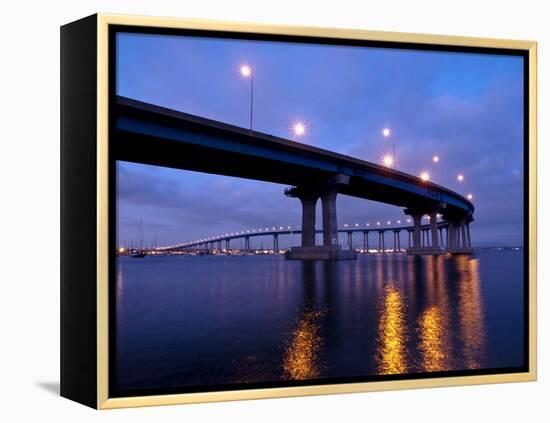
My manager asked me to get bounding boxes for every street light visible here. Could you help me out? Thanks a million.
[382,127,395,162]
[457,174,464,182]
[292,121,307,138]
[240,64,254,130]
[420,171,430,182]
[467,193,473,200]
[432,155,440,163]
[382,154,394,168]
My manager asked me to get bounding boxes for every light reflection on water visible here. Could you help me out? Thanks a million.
[115,251,524,392]
[377,283,407,375]
[416,255,453,372]
[457,257,486,369]
[418,306,447,372]
[282,310,324,380]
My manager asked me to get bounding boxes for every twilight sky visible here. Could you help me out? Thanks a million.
[116,32,524,248]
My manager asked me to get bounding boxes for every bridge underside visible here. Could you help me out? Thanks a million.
[114,130,442,210]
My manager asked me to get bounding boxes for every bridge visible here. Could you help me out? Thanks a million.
[114,96,474,260]
[157,220,470,256]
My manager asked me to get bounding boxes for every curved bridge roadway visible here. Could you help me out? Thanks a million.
[114,96,474,259]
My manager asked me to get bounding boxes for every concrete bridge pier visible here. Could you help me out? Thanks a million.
[405,208,443,255]
[245,236,250,252]
[422,229,429,247]
[225,239,230,251]
[285,177,356,260]
[363,231,370,252]
[346,231,353,250]
[299,192,318,248]
[378,230,385,252]
[322,188,339,248]
[429,212,439,249]
[273,233,279,252]
[461,221,468,248]
[393,229,401,252]
[445,218,473,254]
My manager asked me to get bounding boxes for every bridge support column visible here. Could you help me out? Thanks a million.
[444,218,473,254]
[460,220,468,248]
[347,231,353,250]
[393,230,401,252]
[398,231,401,251]
[412,212,422,248]
[245,236,250,252]
[298,194,318,248]
[301,198,318,248]
[363,231,369,252]
[285,179,356,260]
[439,227,444,248]
[449,221,456,248]
[430,212,440,250]
[322,189,338,247]
[405,208,443,255]
[378,231,385,252]
[225,239,230,251]
[273,233,279,252]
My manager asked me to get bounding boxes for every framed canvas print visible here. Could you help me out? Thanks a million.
[60,14,537,409]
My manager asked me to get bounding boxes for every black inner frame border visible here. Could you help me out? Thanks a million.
[107,24,531,399]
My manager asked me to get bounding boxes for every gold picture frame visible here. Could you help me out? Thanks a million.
[61,13,537,409]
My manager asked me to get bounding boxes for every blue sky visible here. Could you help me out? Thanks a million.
[116,32,524,248]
